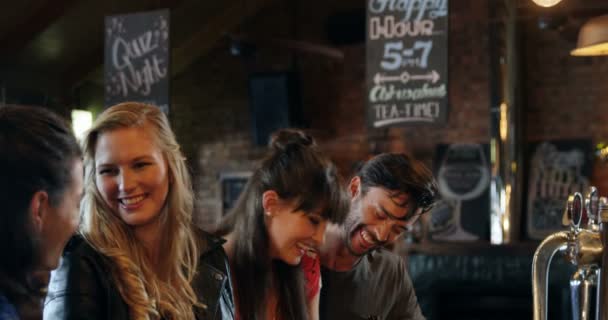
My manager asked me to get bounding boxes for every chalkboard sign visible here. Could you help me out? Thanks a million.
[366,0,448,127]
[104,9,170,114]
[525,139,592,239]
[429,143,490,241]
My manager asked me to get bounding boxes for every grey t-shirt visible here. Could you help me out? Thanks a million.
[319,249,425,320]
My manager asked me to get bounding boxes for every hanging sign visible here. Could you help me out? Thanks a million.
[104,9,170,114]
[366,0,448,127]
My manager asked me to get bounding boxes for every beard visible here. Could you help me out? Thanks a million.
[342,198,366,257]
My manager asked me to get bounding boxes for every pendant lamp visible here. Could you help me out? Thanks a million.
[571,15,608,56]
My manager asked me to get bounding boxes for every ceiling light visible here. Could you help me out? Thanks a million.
[532,0,562,7]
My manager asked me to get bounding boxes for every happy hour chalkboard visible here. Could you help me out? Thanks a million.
[104,9,170,114]
[366,0,448,127]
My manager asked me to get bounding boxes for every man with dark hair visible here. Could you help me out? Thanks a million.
[305,153,438,320]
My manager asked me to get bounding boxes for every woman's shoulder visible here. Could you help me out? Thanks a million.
[59,235,110,270]
[193,227,231,277]
[46,235,108,298]
[190,227,235,318]
[193,227,227,257]
[44,235,123,319]
[62,234,98,257]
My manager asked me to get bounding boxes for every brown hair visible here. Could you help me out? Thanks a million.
[0,105,81,317]
[217,128,349,320]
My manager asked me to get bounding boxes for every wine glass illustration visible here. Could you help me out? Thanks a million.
[430,143,490,241]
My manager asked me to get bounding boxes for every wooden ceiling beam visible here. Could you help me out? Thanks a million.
[171,0,277,77]
[0,0,80,57]
[62,0,186,90]
[66,0,276,89]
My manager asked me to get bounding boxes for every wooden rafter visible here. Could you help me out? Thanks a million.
[66,0,277,89]
[0,0,79,57]
[171,0,277,77]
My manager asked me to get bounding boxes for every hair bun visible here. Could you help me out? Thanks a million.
[269,128,315,151]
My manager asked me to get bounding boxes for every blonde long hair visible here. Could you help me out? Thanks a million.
[80,102,202,319]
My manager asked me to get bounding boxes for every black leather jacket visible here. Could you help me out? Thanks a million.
[43,231,235,320]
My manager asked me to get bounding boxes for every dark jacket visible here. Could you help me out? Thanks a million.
[0,292,19,320]
[43,231,235,320]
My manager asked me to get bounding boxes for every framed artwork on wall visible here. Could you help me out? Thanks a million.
[428,143,491,242]
[525,139,593,240]
[219,171,252,215]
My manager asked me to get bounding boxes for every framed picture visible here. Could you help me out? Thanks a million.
[525,139,593,239]
[219,171,252,215]
[428,143,491,242]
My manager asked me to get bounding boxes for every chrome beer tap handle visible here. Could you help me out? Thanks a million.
[599,197,608,223]
[587,187,599,227]
[598,196,608,320]
[535,189,607,320]
[566,191,603,267]
[564,194,574,228]
[565,193,584,264]
[572,192,584,231]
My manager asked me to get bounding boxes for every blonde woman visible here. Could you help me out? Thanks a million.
[44,102,234,320]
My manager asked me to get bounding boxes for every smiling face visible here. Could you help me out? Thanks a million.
[94,125,170,228]
[343,177,421,256]
[264,192,328,266]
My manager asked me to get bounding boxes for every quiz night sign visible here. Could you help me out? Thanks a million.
[366,0,448,127]
[104,9,170,114]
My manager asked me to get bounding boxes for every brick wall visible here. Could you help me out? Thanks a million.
[7,0,607,244]
[175,0,608,231]
[523,11,608,193]
[167,0,493,229]
[26,0,605,236]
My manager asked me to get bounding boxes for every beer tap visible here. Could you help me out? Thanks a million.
[533,187,606,320]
